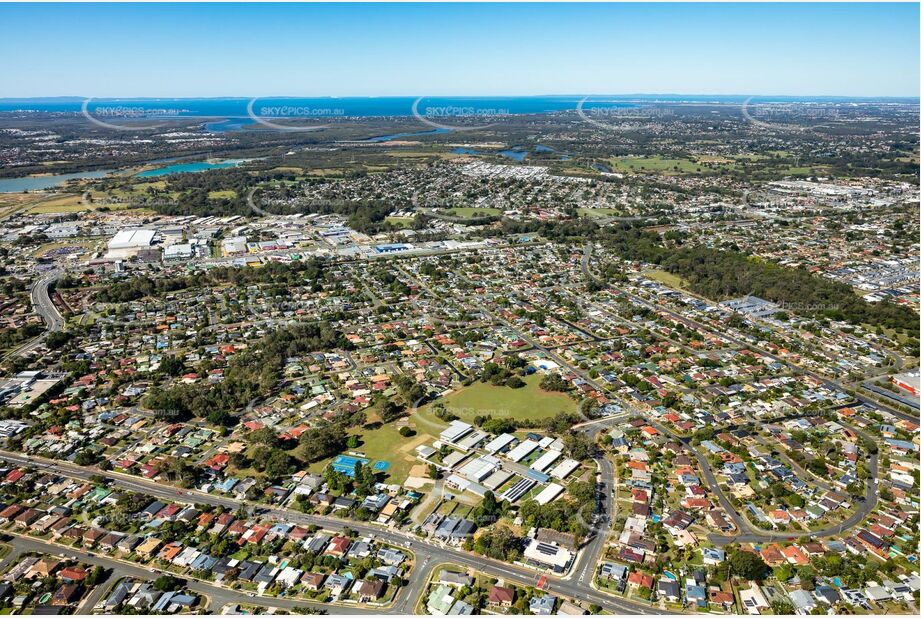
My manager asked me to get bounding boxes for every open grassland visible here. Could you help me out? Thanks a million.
[609,155,706,175]
[440,207,502,218]
[416,373,576,428]
[642,268,692,291]
[305,417,434,484]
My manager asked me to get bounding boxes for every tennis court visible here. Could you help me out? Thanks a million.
[330,454,369,477]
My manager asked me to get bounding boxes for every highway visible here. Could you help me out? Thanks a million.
[3,267,64,360]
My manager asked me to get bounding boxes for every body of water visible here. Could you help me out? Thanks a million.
[135,159,246,177]
[362,128,450,142]
[204,119,257,133]
[0,157,248,191]
[498,149,528,162]
[0,170,111,193]
[451,146,528,161]
[451,147,484,155]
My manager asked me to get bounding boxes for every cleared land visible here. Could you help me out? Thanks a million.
[306,418,435,484]
[440,207,502,218]
[609,155,705,175]
[642,268,691,291]
[416,373,577,428]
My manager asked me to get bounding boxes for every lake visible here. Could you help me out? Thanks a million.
[135,159,247,177]
[0,157,249,192]
[451,147,528,161]
[498,149,528,162]
[0,170,111,193]
[362,128,450,143]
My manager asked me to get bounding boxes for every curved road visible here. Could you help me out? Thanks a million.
[581,244,883,546]
[4,267,64,360]
[0,450,662,615]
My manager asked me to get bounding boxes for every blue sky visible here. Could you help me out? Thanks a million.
[3,2,918,98]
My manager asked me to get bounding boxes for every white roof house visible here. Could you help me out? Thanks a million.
[458,456,501,483]
[533,483,565,506]
[522,538,574,573]
[531,449,562,473]
[506,439,539,463]
[549,459,580,480]
[440,420,474,444]
[484,433,517,454]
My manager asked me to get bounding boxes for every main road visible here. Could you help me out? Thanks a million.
[0,450,663,615]
[4,267,65,360]
[3,532,376,615]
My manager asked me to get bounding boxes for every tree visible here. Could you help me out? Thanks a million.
[728,550,770,581]
[153,575,182,592]
[299,424,348,464]
[264,450,291,480]
[505,376,525,389]
[250,427,279,447]
[158,355,186,376]
[539,373,569,392]
[380,400,406,423]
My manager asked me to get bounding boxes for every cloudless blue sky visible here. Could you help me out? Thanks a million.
[3,2,918,97]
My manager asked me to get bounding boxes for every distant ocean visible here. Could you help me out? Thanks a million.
[1,95,916,117]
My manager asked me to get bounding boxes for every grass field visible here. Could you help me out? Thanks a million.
[208,190,237,200]
[306,168,347,177]
[642,268,691,291]
[776,165,833,176]
[26,194,88,213]
[610,155,705,175]
[415,373,576,429]
[441,207,502,218]
[386,151,466,160]
[305,419,435,484]
[385,216,415,228]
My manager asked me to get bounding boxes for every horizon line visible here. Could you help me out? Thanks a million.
[2,93,920,101]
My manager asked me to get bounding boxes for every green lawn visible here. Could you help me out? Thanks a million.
[305,419,434,484]
[609,155,705,175]
[416,373,577,428]
[441,207,502,218]
[642,268,691,291]
[385,216,415,228]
